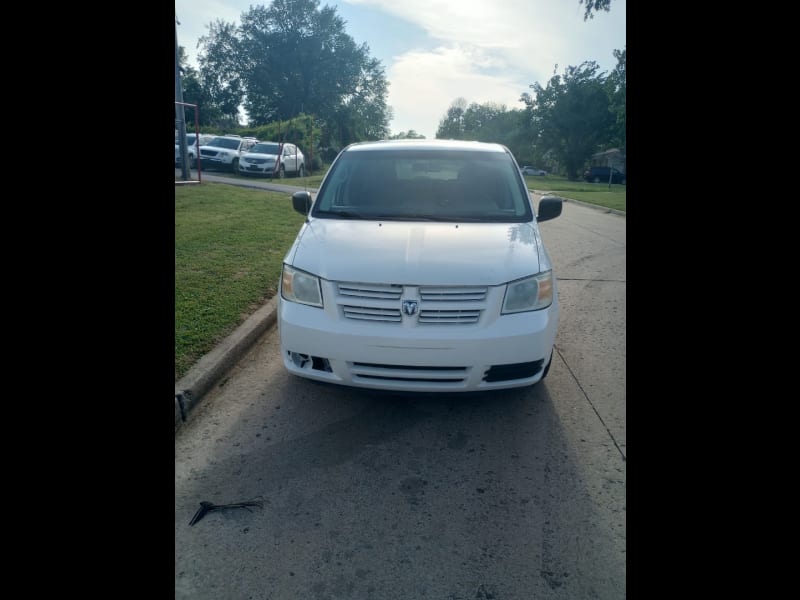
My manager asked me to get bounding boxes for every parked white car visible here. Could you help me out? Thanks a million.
[520,166,547,176]
[198,135,259,172]
[239,142,305,177]
[279,139,562,392]
[175,133,214,168]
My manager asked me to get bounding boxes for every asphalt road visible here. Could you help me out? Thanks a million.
[174,197,626,599]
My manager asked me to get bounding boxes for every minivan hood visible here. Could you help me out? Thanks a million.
[289,219,542,285]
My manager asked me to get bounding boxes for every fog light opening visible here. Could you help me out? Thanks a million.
[312,356,332,372]
[290,352,310,368]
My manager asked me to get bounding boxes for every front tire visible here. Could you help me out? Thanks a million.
[297,164,305,178]
[278,165,286,179]
[593,176,601,183]
[231,158,239,173]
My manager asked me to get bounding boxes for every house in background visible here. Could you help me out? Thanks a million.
[590,148,626,174]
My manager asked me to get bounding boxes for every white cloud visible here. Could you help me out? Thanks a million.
[387,45,527,138]
[175,0,626,139]
[348,0,625,138]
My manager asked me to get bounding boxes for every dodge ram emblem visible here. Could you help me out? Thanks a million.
[401,300,419,316]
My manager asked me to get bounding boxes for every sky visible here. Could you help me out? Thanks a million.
[175,0,626,140]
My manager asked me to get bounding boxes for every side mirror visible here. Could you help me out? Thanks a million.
[537,195,562,222]
[292,191,312,215]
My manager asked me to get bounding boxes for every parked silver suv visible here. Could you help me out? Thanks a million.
[198,135,259,172]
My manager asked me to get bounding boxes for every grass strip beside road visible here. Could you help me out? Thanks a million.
[523,175,626,212]
[175,182,306,381]
[210,167,327,189]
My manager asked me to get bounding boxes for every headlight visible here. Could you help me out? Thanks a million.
[281,265,323,307]
[502,271,553,313]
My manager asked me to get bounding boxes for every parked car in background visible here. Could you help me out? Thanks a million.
[239,142,305,177]
[279,139,563,392]
[584,166,626,185]
[175,133,214,168]
[520,166,547,176]
[198,135,259,172]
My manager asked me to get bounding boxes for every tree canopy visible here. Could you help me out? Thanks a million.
[178,46,236,129]
[196,0,391,150]
[435,98,532,166]
[521,61,614,179]
[579,0,612,20]
[606,47,626,156]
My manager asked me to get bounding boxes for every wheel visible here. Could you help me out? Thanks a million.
[231,158,239,173]
[189,155,197,169]
[278,165,286,179]
[297,164,305,178]
[593,176,601,183]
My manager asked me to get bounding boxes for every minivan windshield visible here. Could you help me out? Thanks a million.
[312,149,533,222]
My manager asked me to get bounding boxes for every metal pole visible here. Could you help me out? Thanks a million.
[175,17,190,181]
[193,104,202,184]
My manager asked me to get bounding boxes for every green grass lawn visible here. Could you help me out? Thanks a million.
[175,182,306,381]
[523,174,626,212]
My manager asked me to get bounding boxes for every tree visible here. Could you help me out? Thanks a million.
[178,46,230,128]
[435,98,534,165]
[197,20,246,125]
[435,97,467,139]
[579,0,611,20]
[389,130,426,139]
[606,47,626,157]
[197,0,391,148]
[521,61,614,180]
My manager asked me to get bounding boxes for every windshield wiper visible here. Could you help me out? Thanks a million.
[317,210,367,219]
[390,214,452,221]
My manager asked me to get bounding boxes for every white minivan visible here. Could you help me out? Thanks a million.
[278,139,562,392]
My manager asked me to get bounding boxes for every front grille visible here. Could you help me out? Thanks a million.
[342,306,401,322]
[248,158,267,164]
[200,149,218,157]
[337,282,487,325]
[419,309,481,324]
[420,286,487,301]
[351,362,469,385]
[338,283,403,300]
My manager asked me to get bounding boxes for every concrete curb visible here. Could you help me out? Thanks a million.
[175,295,279,432]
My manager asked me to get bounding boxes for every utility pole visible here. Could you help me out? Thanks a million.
[175,16,190,181]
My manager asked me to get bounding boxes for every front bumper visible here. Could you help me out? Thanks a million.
[278,293,558,392]
[239,161,279,175]
[199,154,235,169]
